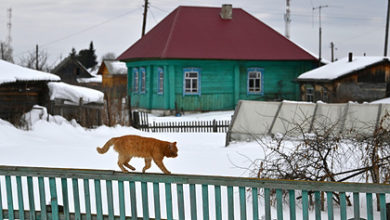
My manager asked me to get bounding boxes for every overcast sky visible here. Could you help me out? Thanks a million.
[0,0,387,67]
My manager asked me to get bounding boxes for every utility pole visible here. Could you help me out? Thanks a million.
[313,5,328,66]
[384,0,390,56]
[330,42,335,62]
[36,44,39,70]
[1,43,4,60]
[141,0,149,37]
[284,0,291,39]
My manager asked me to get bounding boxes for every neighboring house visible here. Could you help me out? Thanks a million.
[297,54,390,103]
[97,60,128,125]
[0,60,60,124]
[52,56,102,91]
[118,5,318,114]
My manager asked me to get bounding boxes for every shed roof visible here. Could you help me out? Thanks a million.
[297,56,389,81]
[0,60,60,85]
[118,6,317,61]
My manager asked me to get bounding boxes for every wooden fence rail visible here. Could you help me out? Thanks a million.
[0,165,389,220]
[140,120,230,133]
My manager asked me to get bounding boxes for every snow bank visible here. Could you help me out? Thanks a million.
[0,59,60,85]
[48,82,104,104]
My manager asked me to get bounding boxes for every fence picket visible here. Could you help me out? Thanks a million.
[239,186,247,220]
[340,192,347,220]
[83,179,92,220]
[264,188,271,220]
[94,179,103,220]
[353,192,360,219]
[276,189,283,220]
[61,178,70,220]
[326,191,333,220]
[0,178,3,220]
[5,176,14,220]
[28,176,36,220]
[153,182,161,220]
[129,181,138,220]
[106,180,114,220]
[302,190,309,220]
[49,177,59,220]
[215,185,222,220]
[190,184,197,220]
[202,184,209,220]
[315,191,321,220]
[118,180,126,220]
[366,193,373,220]
[252,187,259,220]
[177,183,185,220]
[289,190,296,220]
[16,176,25,220]
[227,186,234,220]
[165,183,173,220]
[380,193,387,220]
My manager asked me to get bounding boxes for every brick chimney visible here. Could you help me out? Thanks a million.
[220,4,232,20]
[348,52,353,62]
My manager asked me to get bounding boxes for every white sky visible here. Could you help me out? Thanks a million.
[0,0,387,66]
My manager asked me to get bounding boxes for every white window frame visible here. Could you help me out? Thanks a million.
[132,68,139,93]
[247,68,263,95]
[140,67,146,93]
[306,85,314,102]
[157,67,164,95]
[183,68,200,95]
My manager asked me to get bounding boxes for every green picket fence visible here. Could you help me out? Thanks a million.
[0,165,389,220]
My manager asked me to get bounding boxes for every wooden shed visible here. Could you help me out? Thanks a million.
[297,54,390,103]
[97,60,128,125]
[118,5,318,114]
[0,60,60,125]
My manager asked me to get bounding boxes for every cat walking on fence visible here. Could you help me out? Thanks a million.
[97,135,178,174]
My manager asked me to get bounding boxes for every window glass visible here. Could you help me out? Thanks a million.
[140,67,146,93]
[247,68,263,94]
[157,67,164,94]
[183,68,200,95]
[132,68,139,92]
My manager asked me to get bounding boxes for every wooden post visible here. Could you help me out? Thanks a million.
[35,44,39,70]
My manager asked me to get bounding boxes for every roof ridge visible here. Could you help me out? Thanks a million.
[161,7,181,58]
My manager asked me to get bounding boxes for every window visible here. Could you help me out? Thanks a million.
[132,68,139,92]
[305,85,314,102]
[322,87,328,102]
[140,67,146,93]
[157,67,164,94]
[247,68,263,94]
[183,68,200,95]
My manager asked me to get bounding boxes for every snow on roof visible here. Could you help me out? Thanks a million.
[104,60,127,75]
[48,82,104,104]
[371,97,390,104]
[77,75,102,83]
[0,60,60,85]
[297,56,388,81]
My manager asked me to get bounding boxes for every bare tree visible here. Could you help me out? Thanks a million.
[19,47,50,71]
[1,41,14,63]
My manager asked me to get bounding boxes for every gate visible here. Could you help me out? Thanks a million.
[0,165,389,220]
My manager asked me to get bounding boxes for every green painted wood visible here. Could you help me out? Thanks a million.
[190,184,197,220]
[227,186,234,220]
[276,189,283,220]
[0,179,3,220]
[38,177,47,220]
[353,192,360,219]
[94,179,103,220]
[165,183,173,220]
[264,188,271,220]
[326,192,333,220]
[27,176,36,220]
[16,176,24,220]
[215,185,222,220]
[106,180,115,220]
[314,191,321,220]
[339,192,347,220]
[71,178,81,220]
[61,178,70,220]
[177,183,185,220]
[302,190,309,220]
[141,182,149,220]
[202,184,209,220]
[252,187,258,220]
[153,182,161,220]
[289,190,296,220]
[5,176,14,220]
[239,186,247,220]
[380,193,387,220]
[130,181,138,220]
[49,177,59,220]
[83,179,92,220]
[366,193,373,220]
[118,181,126,220]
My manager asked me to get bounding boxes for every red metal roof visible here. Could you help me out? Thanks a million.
[118,6,317,61]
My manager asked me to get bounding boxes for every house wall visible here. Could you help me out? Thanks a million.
[300,62,390,103]
[126,59,316,112]
[52,59,91,84]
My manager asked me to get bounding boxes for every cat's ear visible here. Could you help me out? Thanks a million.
[173,142,177,145]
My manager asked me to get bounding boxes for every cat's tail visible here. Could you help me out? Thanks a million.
[97,138,117,154]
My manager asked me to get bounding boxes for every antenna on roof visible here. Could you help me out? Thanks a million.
[313,5,328,66]
[284,0,291,39]
[6,8,12,46]
[142,0,149,37]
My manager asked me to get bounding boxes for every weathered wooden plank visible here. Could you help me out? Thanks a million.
[71,178,81,220]
[326,191,333,220]
[302,190,308,220]
[202,184,209,220]
[339,192,347,220]
[289,190,296,220]
[28,176,36,220]
[276,189,283,220]
[190,184,197,220]
[49,177,59,220]
[118,180,126,220]
[153,182,161,220]
[366,193,373,220]
[129,181,138,220]
[264,188,271,220]
[61,178,70,220]
[83,179,92,220]
[16,176,24,220]
[227,186,234,220]
[94,179,103,220]
[353,192,360,219]
[239,186,247,220]
[165,183,173,220]
[380,193,387,220]
[106,180,115,220]
[252,187,259,220]
[5,176,14,220]
[37,176,47,220]
[141,182,149,220]
[315,191,321,220]
[177,183,185,220]
[215,185,222,220]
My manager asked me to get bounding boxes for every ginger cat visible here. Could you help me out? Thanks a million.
[97,135,178,174]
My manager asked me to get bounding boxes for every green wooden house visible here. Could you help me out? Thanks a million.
[118,5,318,114]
